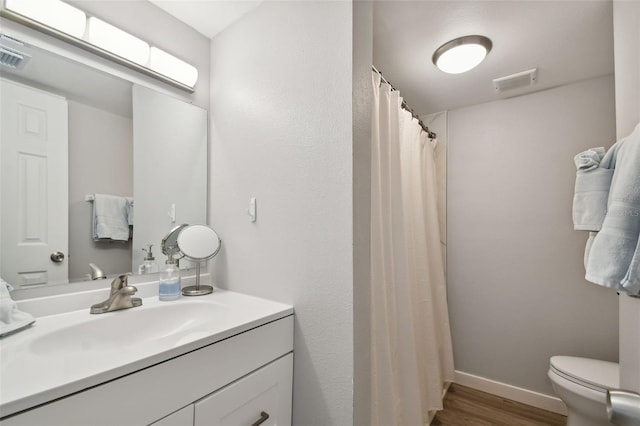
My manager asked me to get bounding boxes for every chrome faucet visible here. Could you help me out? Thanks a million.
[89,263,106,280]
[90,274,142,314]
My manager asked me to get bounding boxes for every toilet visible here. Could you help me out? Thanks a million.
[548,356,619,426]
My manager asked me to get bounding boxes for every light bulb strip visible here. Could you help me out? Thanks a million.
[0,3,197,92]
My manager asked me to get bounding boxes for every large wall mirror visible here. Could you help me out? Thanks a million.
[0,26,207,295]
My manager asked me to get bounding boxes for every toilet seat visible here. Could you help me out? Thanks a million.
[550,356,619,392]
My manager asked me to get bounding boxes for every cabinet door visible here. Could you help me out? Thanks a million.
[194,353,293,426]
[150,405,194,426]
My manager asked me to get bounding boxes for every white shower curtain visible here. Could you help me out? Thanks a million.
[371,71,454,425]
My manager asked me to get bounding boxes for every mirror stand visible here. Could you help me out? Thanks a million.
[182,262,213,296]
[175,224,221,297]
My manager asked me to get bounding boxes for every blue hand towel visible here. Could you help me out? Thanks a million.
[623,240,640,295]
[573,145,622,231]
[585,123,640,295]
[125,198,134,226]
[92,194,131,242]
[574,147,605,172]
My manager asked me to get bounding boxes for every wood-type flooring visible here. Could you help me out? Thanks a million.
[431,384,567,426]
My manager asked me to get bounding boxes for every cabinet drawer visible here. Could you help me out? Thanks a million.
[194,353,293,426]
[150,405,194,426]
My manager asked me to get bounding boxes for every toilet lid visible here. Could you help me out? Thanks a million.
[550,356,619,390]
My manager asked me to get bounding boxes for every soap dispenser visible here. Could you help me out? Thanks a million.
[159,253,181,301]
[138,244,158,275]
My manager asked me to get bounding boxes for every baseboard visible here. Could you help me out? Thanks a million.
[454,370,568,416]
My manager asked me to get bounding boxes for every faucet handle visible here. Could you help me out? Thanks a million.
[110,274,130,293]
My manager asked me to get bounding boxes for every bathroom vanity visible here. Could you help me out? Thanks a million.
[0,283,294,426]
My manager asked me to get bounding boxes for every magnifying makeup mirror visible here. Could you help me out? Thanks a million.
[176,224,221,296]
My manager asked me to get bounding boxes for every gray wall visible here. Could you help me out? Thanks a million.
[352,2,373,425]
[68,100,132,281]
[208,2,355,425]
[448,75,619,396]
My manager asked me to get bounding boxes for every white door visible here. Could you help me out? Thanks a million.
[1,78,69,287]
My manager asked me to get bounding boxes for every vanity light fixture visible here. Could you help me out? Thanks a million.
[1,0,199,91]
[87,17,149,66]
[432,35,492,74]
[149,47,198,88]
[4,0,85,39]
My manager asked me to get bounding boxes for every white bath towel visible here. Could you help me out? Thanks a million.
[585,123,640,295]
[92,193,131,241]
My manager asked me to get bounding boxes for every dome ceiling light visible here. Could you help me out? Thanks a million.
[432,35,492,74]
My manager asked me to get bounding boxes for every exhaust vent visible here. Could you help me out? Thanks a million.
[493,68,537,93]
[0,34,31,70]
[0,46,28,69]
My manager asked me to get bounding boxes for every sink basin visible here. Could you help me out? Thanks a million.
[30,301,225,355]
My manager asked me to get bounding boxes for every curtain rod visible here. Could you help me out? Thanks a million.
[372,65,437,140]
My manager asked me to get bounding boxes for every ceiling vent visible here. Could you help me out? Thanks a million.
[0,34,31,71]
[493,68,537,93]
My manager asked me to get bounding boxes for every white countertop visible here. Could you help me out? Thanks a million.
[0,287,293,418]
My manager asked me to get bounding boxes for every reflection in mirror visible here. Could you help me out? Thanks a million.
[0,34,207,296]
[132,85,207,273]
[161,224,189,260]
[1,40,133,287]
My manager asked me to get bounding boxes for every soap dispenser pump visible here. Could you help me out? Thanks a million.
[138,244,158,275]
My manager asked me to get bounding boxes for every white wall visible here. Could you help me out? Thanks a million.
[208,2,355,425]
[448,76,619,396]
[613,0,640,392]
[68,101,132,281]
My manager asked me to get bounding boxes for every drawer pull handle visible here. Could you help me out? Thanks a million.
[251,411,270,426]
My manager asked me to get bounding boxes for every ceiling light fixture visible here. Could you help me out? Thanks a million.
[432,35,492,74]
